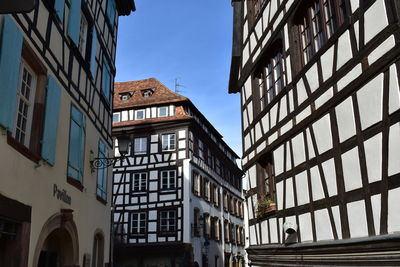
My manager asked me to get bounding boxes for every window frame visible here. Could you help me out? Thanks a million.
[130,211,147,236]
[157,106,169,117]
[112,112,120,123]
[134,109,145,120]
[159,209,177,236]
[295,0,348,65]
[161,170,176,191]
[161,133,176,151]
[255,43,285,110]
[133,137,147,155]
[131,172,147,193]
[13,59,37,147]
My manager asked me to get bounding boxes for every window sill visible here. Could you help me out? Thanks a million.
[67,176,84,192]
[96,195,107,205]
[7,133,41,164]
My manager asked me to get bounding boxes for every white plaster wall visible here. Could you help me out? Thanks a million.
[342,147,363,192]
[357,73,383,130]
[347,200,368,238]
[364,133,382,183]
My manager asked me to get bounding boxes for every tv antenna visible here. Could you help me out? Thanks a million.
[174,78,186,93]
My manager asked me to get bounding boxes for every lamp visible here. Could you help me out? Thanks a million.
[90,133,131,172]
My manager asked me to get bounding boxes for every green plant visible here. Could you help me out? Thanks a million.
[257,197,275,217]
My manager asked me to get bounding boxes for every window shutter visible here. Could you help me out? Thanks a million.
[97,139,107,199]
[54,0,65,22]
[0,16,23,131]
[68,106,85,181]
[67,0,82,45]
[102,58,111,103]
[90,29,97,74]
[106,0,116,27]
[41,76,61,166]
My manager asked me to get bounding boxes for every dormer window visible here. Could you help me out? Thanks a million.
[120,92,132,101]
[141,89,154,98]
[158,106,169,117]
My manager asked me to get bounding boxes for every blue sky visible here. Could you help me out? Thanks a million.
[115,0,243,157]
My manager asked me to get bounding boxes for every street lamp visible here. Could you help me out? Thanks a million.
[90,133,131,172]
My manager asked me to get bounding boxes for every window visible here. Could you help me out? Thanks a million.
[257,154,276,203]
[120,93,131,101]
[131,212,146,235]
[135,109,145,120]
[193,171,200,196]
[134,137,147,155]
[101,58,112,103]
[224,220,229,242]
[78,13,88,57]
[67,106,85,182]
[161,134,176,151]
[213,218,221,241]
[106,0,116,27]
[158,106,168,117]
[203,213,211,238]
[92,233,104,267]
[198,140,204,159]
[213,186,219,207]
[193,208,200,237]
[296,0,347,64]
[13,60,37,146]
[112,113,120,123]
[97,140,108,200]
[142,89,153,97]
[223,192,228,211]
[159,210,176,234]
[161,170,176,190]
[132,173,147,192]
[256,45,285,109]
[204,179,211,201]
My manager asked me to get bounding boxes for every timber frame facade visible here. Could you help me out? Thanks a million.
[112,78,246,267]
[0,0,135,266]
[229,0,400,266]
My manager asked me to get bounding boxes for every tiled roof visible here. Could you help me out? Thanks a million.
[113,78,188,110]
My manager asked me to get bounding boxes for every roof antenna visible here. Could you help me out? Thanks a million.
[174,77,186,93]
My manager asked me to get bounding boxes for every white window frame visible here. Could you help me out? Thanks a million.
[132,172,147,192]
[134,137,147,155]
[13,60,37,146]
[131,212,146,235]
[161,170,176,190]
[135,109,145,120]
[157,106,169,117]
[161,133,176,151]
[112,113,120,123]
[159,210,176,233]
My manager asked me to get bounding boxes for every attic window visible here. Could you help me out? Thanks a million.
[142,89,154,98]
[120,93,132,101]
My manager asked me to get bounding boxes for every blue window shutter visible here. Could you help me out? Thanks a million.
[0,16,23,131]
[68,106,85,181]
[90,29,97,74]
[67,0,81,45]
[54,0,65,22]
[106,0,116,26]
[41,76,61,166]
[102,58,111,103]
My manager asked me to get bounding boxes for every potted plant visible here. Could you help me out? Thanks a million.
[257,197,276,217]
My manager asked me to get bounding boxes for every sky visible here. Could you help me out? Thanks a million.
[114,0,243,157]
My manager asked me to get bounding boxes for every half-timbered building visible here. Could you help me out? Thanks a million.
[112,78,246,267]
[0,0,135,266]
[229,0,400,265]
